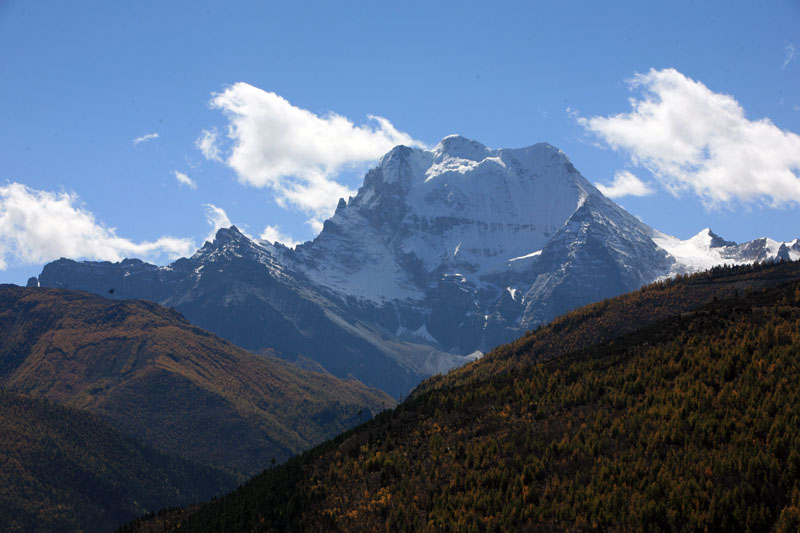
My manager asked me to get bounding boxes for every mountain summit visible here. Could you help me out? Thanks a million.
[292,136,673,351]
[36,137,800,395]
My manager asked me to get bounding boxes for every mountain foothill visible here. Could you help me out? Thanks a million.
[0,284,393,531]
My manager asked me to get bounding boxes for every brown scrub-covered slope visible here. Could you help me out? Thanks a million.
[0,285,394,476]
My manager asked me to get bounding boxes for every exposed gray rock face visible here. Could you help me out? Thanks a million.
[38,136,799,396]
[39,227,461,398]
[287,136,674,352]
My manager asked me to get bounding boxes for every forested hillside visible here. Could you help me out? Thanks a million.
[417,260,800,396]
[0,389,238,533]
[134,261,800,531]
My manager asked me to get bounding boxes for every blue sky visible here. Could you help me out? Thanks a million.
[1,1,799,284]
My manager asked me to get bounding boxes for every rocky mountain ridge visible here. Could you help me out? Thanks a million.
[36,136,800,395]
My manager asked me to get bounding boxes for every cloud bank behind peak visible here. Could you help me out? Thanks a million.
[198,83,425,230]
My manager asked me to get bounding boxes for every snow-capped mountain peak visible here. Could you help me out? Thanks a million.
[686,228,737,249]
[287,135,678,352]
[195,226,258,259]
[432,134,492,162]
[652,227,799,277]
[299,136,609,301]
[35,136,800,396]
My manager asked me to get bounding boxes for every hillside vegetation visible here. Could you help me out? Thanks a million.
[139,261,800,531]
[417,261,800,397]
[0,286,394,475]
[0,389,238,533]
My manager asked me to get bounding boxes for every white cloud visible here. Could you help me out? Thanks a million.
[260,225,301,248]
[0,182,194,270]
[173,170,197,189]
[203,203,233,243]
[198,83,425,226]
[196,129,222,161]
[133,132,159,145]
[577,68,800,207]
[783,43,797,69]
[595,170,654,198]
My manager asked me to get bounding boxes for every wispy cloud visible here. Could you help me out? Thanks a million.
[576,68,800,208]
[196,129,222,161]
[198,83,425,230]
[133,132,159,145]
[783,43,797,70]
[595,170,654,199]
[173,170,197,189]
[0,182,194,270]
[260,224,301,248]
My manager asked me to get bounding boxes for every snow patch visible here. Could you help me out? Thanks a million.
[396,322,438,343]
[509,250,542,262]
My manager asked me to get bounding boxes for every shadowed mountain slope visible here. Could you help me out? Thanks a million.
[415,260,800,396]
[0,285,394,475]
[36,228,459,398]
[0,389,239,533]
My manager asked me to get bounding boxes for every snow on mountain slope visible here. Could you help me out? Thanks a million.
[295,136,601,303]
[293,200,424,303]
[653,228,800,277]
[291,135,677,352]
[35,135,800,395]
[518,192,673,328]
[291,135,798,353]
